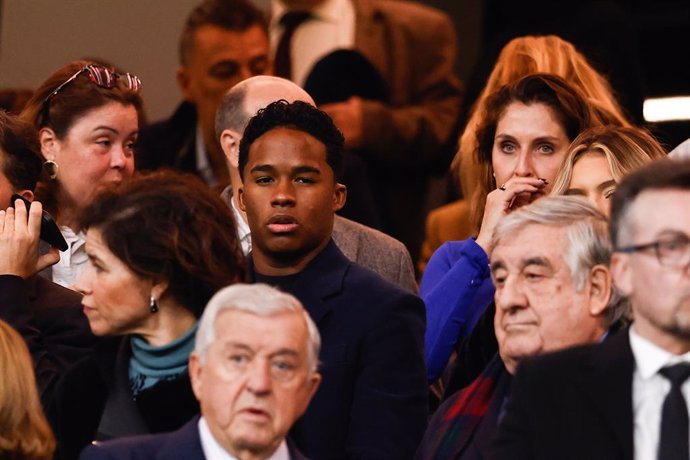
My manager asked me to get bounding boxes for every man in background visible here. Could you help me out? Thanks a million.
[137,0,270,188]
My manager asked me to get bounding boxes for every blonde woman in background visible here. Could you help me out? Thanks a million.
[551,125,667,216]
[419,34,631,274]
[0,319,55,460]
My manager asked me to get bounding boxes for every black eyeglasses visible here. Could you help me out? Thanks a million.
[41,64,141,110]
[617,234,690,269]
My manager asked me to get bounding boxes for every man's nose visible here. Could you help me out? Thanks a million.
[246,361,272,395]
[496,276,529,312]
[271,179,296,206]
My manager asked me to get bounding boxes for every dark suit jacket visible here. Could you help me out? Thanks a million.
[78,416,307,460]
[0,274,95,404]
[136,101,197,175]
[250,241,428,459]
[491,328,635,460]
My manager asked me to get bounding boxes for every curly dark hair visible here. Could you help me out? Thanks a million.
[80,169,246,318]
[239,99,345,181]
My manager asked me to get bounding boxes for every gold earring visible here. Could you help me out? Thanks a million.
[44,160,59,180]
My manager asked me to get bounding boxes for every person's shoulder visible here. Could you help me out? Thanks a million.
[78,419,201,460]
[334,216,408,254]
[33,275,82,309]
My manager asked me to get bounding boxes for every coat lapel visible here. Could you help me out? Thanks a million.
[577,329,635,459]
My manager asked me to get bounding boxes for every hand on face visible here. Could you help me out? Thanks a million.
[475,177,548,253]
[0,199,59,278]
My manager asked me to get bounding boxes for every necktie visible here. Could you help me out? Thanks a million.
[274,11,311,80]
[658,363,690,460]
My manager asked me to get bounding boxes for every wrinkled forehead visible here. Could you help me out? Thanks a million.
[491,223,568,268]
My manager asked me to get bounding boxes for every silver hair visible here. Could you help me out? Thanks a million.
[194,283,321,373]
[491,195,628,325]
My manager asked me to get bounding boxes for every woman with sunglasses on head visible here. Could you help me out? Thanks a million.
[419,74,615,388]
[20,60,142,289]
[46,170,245,460]
[551,125,668,216]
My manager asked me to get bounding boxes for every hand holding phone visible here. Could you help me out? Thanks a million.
[10,194,68,251]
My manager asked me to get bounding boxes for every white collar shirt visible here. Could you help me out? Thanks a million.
[270,0,355,86]
[198,417,290,460]
[51,225,87,289]
[630,326,690,460]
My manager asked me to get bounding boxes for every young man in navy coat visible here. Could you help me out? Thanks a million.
[238,100,428,458]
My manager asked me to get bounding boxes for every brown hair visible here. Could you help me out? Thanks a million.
[179,0,267,66]
[0,320,56,460]
[610,159,690,248]
[470,73,603,231]
[0,111,42,193]
[80,169,246,317]
[551,125,668,196]
[455,35,631,200]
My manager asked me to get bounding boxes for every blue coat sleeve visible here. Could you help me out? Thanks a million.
[419,239,495,381]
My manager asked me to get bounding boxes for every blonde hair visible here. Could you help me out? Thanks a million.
[0,320,56,460]
[551,125,668,195]
[456,35,631,204]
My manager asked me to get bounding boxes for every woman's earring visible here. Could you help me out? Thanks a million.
[150,296,159,314]
[44,160,59,180]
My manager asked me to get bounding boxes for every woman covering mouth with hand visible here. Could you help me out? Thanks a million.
[420,73,615,385]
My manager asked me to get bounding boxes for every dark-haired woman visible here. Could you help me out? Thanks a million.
[47,170,245,460]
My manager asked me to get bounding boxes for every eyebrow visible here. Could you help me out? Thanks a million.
[249,164,322,175]
[596,180,617,191]
[92,126,119,134]
[490,260,506,273]
[521,257,552,270]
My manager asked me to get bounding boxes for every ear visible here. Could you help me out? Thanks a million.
[220,129,241,168]
[176,67,193,102]
[238,185,247,212]
[610,252,633,297]
[151,279,169,303]
[38,127,58,160]
[333,183,347,212]
[188,352,203,401]
[298,372,322,414]
[587,264,612,317]
[15,189,34,202]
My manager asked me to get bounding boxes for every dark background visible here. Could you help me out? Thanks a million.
[423,0,690,151]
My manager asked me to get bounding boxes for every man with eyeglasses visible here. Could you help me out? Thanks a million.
[492,158,690,460]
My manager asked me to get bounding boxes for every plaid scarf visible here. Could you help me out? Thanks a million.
[416,354,510,459]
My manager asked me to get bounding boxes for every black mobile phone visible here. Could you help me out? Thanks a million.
[10,194,68,251]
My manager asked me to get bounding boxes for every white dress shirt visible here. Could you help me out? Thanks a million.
[630,326,690,460]
[270,0,355,86]
[198,417,290,460]
[230,197,252,255]
[52,225,88,289]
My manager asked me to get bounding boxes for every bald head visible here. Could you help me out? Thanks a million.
[215,75,315,138]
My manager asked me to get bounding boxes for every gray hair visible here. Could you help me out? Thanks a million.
[491,196,627,325]
[194,283,321,373]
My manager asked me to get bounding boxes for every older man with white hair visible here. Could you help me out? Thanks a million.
[80,283,321,460]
